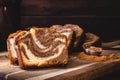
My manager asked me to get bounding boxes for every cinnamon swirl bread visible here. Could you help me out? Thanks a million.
[16,28,68,68]
[83,32,100,49]
[7,31,27,64]
[64,24,84,48]
[50,25,73,47]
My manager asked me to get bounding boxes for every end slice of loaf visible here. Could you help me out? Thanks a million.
[7,31,27,64]
[83,32,101,49]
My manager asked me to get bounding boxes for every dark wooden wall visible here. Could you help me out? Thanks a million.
[0,0,20,51]
[0,0,120,51]
[20,0,120,16]
[19,0,120,41]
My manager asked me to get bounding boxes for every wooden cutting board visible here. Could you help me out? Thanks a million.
[0,50,120,80]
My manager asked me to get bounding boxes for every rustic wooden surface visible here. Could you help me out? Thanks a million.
[0,50,120,80]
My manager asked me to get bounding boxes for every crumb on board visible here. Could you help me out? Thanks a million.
[78,52,120,62]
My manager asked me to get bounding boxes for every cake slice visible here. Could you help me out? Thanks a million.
[64,24,84,48]
[50,25,73,47]
[16,28,68,68]
[83,32,100,49]
[63,24,85,52]
[7,31,27,64]
[83,32,102,55]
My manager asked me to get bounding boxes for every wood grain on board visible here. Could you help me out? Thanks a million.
[0,50,120,80]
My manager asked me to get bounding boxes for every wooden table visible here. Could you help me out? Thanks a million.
[0,50,120,80]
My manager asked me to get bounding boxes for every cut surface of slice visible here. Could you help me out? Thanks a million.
[17,28,68,68]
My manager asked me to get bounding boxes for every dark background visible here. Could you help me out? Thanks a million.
[0,0,120,51]
[0,0,120,80]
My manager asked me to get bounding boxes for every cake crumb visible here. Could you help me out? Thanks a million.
[78,52,120,62]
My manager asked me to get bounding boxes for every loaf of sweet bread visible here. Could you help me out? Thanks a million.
[12,28,68,68]
[7,24,101,68]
